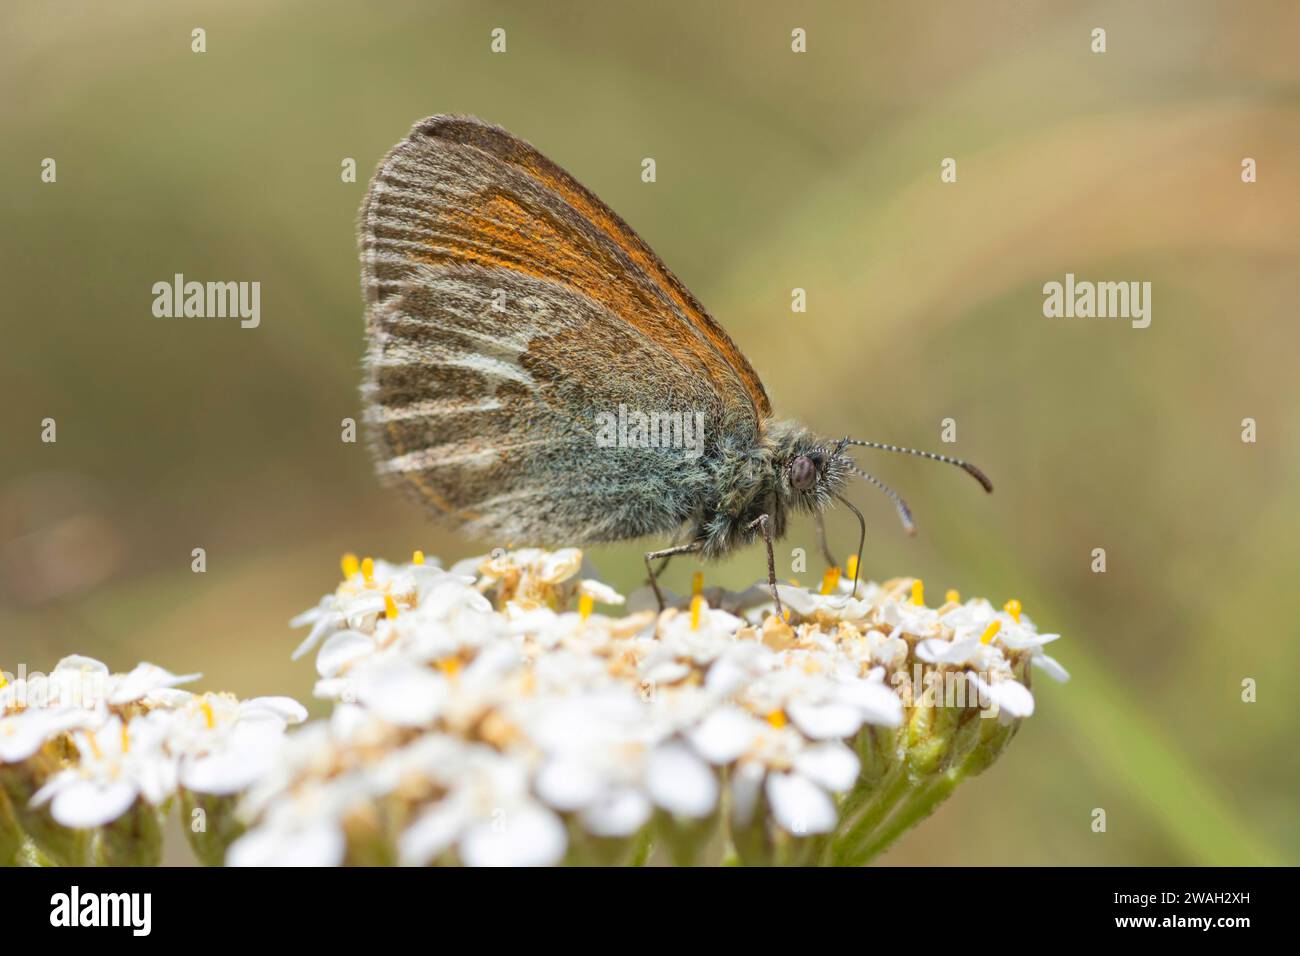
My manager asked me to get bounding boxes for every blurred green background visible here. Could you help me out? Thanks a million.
[2,0,1296,865]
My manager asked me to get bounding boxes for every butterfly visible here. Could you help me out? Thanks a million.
[358,115,991,614]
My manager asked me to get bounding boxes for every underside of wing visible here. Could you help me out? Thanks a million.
[358,116,768,545]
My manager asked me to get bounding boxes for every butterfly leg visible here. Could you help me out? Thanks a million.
[644,542,701,613]
[814,510,837,569]
[652,528,688,577]
[748,514,784,620]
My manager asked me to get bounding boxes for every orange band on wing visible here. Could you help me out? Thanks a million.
[412,117,772,420]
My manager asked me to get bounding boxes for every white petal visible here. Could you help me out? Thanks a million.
[459,805,566,867]
[915,638,948,663]
[399,801,467,866]
[316,630,374,678]
[939,639,983,665]
[766,772,837,835]
[51,655,109,676]
[999,629,1061,651]
[646,742,717,818]
[181,726,280,794]
[50,779,138,828]
[134,754,177,805]
[773,585,819,616]
[109,663,200,705]
[182,752,262,794]
[728,761,765,827]
[0,708,96,763]
[1032,653,1071,682]
[793,742,860,793]
[142,688,194,709]
[688,706,761,765]
[535,758,602,812]
[996,680,1036,717]
[787,700,864,740]
[228,822,345,867]
[241,697,309,724]
[537,549,583,584]
[291,609,340,661]
[354,662,445,726]
[972,674,1035,718]
[578,788,651,838]
[578,579,624,605]
[642,660,692,685]
[288,600,327,629]
[835,679,904,727]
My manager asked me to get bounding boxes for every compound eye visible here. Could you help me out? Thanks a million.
[790,455,817,491]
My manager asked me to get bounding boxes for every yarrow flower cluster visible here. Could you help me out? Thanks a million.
[1,549,1067,867]
[228,548,1068,866]
[0,656,305,866]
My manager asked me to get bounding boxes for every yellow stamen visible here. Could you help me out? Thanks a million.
[341,552,360,579]
[384,594,399,619]
[911,579,925,606]
[846,554,859,582]
[412,549,425,566]
[820,566,842,595]
[121,723,130,753]
[578,592,594,621]
[0,668,8,690]
[200,698,215,730]
[945,589,960,604]
[692,571,704,597]
[437,657,462,677]
[980,619,1002,645]
[690,594,703,630]
[86,731,102,760]
[361,556,375,586]
[781,608,791,623]
[1004,598,1022,623]
[766,709,787,729]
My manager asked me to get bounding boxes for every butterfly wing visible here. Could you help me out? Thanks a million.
[359,115,770,545]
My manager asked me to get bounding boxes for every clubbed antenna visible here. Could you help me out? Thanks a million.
[842,438,994,493]
[845,462,916,535]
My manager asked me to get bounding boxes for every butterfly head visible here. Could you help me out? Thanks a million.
[781,435,855,511]
[772,427,994,594]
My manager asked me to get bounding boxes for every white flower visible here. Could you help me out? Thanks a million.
[397,744,566,867]
[349,656,447,727]
[767,771,837,834]
[240,549,1067,864]
[578,579,624,606]
[315,629,375,681]
[172,694,306,795]
[773,584,877,623]
[38,655,112,710]
[742,661,902,741]
[31,713,176,828]
[526,690,661,836]
[0,707,99,764]
[645,741,717,819]
[108,662,201,706]
[688,705,766,764]
[970,673,1036,719]
[226,819,347,867]
[689,706,860,836]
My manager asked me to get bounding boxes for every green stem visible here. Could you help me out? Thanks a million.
[844,770,964,867]
[829,768,910,865]
[628,827,654,867]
